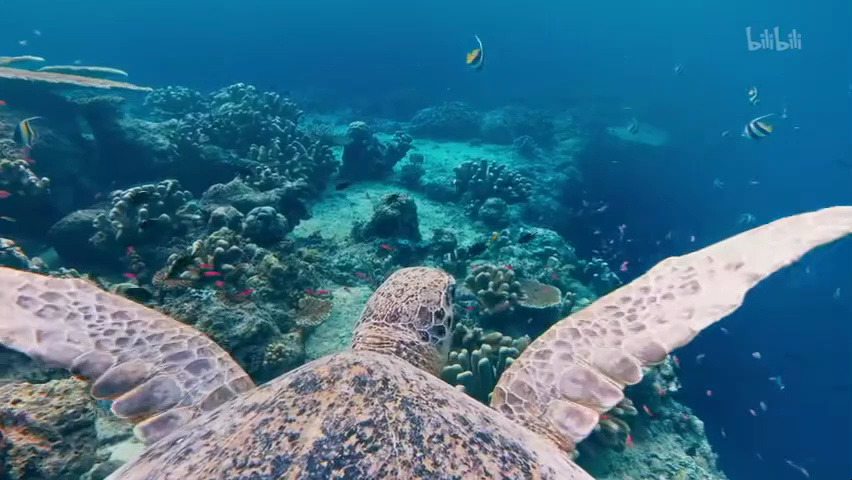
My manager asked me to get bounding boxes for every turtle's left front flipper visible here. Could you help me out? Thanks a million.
[0,268,254,445]
[491,206,852,453]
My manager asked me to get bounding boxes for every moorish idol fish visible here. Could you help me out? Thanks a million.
[627,118,639,134]
[748,86,760,106]
[13,116,41,148]
[742,114,774,140]
[466,35,484,71]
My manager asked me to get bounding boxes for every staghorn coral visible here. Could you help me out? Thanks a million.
[90,179,202,246]
[464,264,524,313]
[453,159,531,211]
[0,158,50,196]
[440,324,531,403]
[353,192,421,241]
[339,121,413,181]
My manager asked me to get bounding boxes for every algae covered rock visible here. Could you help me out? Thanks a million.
[0,379,98,480]
[354,192,421,241]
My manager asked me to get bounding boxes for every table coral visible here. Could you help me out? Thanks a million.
[295,295,333,332]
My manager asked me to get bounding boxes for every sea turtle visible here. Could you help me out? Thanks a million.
[0,206,850,479]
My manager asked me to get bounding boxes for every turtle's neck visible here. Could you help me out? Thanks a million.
[353,327,444,377]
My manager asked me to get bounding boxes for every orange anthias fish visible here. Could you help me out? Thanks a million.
[466,35,485,71]
[0,190,11,199]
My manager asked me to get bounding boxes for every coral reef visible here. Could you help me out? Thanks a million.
[0,158,50,197]
[241,206,289,245]
[512,134,541,159]
[464,264,524,313]
[409,102,482,140]
[477,197,510,229]
[339,121,413,181]
[453,159,531,215]
[90,179,202,247]
[480,106,556,147]
[440,324,531,403]
[143,86,207,116]
[352,192,421,241]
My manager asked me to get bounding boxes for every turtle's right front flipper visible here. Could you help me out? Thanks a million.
[0,268,254,444]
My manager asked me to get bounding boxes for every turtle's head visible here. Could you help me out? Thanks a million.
[353,267,456,376]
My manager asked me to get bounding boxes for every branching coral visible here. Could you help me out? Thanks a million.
[0,158,50,196]
[144,86,207,116]
[464,264,524,313]
[453,159,531,211]
[90,179,202,246]
[440,324,531,403]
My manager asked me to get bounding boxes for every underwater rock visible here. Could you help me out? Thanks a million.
[0,379,99,480]
[354,192,421,241]
[241,206,289,245]
[512,134,541,159]
[397,152,425,189]
[477,197,510,229]
[339,121,413,181]
[409,102,482,141]
[47,209,102,265]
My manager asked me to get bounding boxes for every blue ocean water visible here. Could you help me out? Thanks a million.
[1,0,850,478]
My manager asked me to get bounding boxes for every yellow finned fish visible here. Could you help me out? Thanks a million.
[466,35,484,71]
[743,114,774,140]
[13,116,41,148]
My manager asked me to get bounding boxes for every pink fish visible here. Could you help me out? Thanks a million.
[317,289,330,295]
[380,243,393,251]
[203,271,222,277]
[215,280,225,288]
[236,288,253,298]
[306,289,316,295]
[706,390,713,396]
[355,272,368,279]
[551,273,560,280]
[672,355,680,368]
[642,404,655,417]
[620,261,629,272]
[123,273,137,280]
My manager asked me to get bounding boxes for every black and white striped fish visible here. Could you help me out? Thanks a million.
[742,114,774,140]
[747,86,760,106]
[627,118,639,134]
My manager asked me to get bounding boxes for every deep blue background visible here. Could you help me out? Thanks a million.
[1,0,850,478]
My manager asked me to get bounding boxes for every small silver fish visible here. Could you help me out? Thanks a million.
[759,400,767,412]
[752,351,762,360]
[695,353,706,365]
